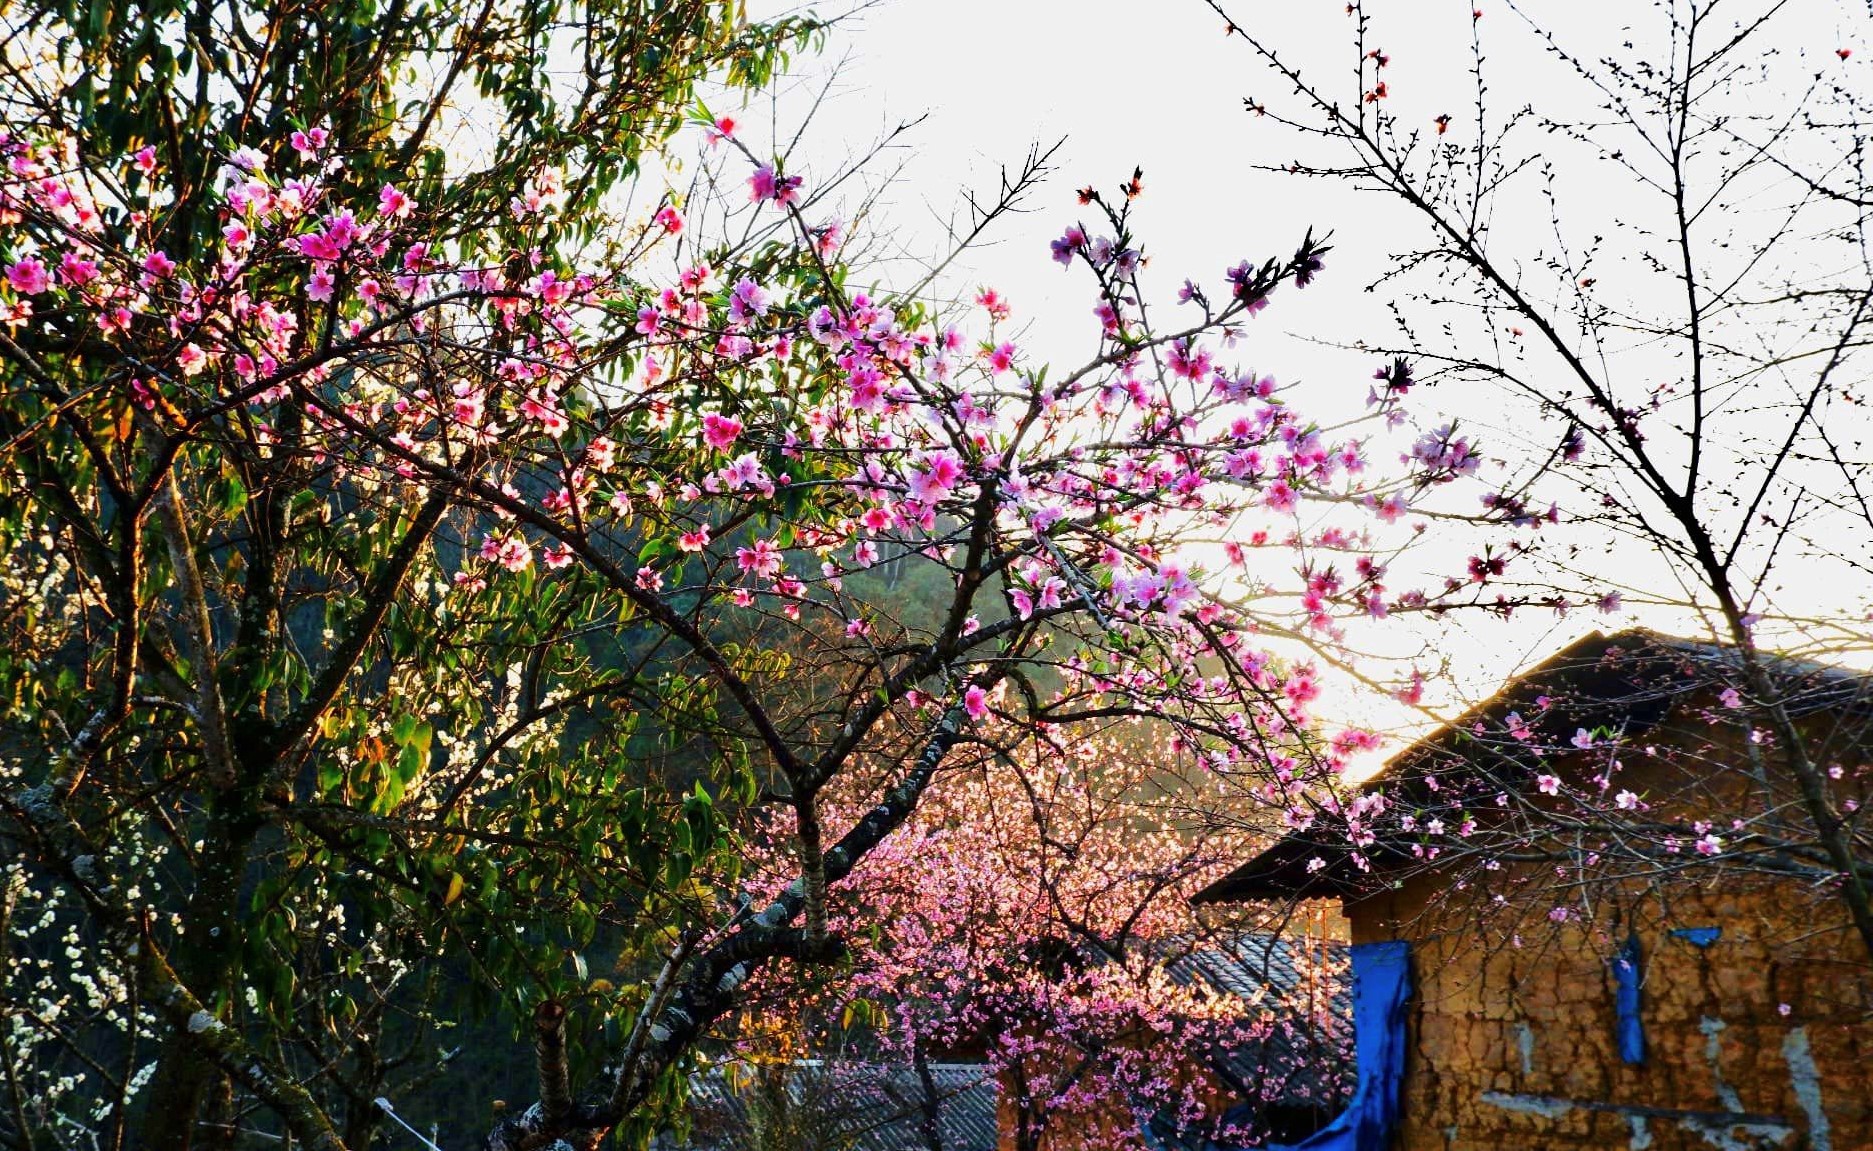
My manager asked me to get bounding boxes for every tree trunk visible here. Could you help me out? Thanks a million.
[912,1044,945,1151]
[140,787,263,1151]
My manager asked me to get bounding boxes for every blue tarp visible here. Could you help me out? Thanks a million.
[1671,926,1722,948]
[1265,940,1412,1151]
[1612,932,1645,1064]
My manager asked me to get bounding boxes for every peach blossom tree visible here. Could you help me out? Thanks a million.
[0,51,1465,1151]
[735,720,1353,1151]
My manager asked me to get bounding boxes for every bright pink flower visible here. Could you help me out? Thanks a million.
[1037,579,1064,611]
[737,538,782,578]
[848,366,886,413]
[520,391,569,437]
[906,451,963,504]
[297,232,341,262]
[963,684,990,720]
[142,250,176,279]
[480,533,532,571]
[655,205,684,233]
[378,183,413,219]
[1166,339,1211,380]
[450,384,485,425]
[7,258,49,296]
[290,128,328,156]
[534,271,572,306]
[1285,672,1320,706]
[326,210,361,249]
[678,525,711,552]
[58,253,99,286]
[702,413,743,452]
[812,219,842,257]
[176,343,209,377]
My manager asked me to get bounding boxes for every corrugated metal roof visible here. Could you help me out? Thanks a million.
[1160,933,1352,1109]
[657,1060,999,1151]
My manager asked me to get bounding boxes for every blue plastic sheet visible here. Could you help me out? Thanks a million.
[1612,932,1645,1064]
[1265,940,1413,1151]
[1671,926,1722,948]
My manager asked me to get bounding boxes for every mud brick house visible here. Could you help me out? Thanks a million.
[1197,629,1873,1151]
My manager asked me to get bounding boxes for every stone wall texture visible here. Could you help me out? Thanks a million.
[1351,876,1873,1151]
[1332,674,1873,1150]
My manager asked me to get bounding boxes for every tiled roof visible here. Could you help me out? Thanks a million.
[656,1059,999,1151]
[1193,628,1873,903]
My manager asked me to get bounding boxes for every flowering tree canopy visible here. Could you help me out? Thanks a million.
[0,0,1595,1145]
[0,12,1495,1143]
[735,722,1351,1151]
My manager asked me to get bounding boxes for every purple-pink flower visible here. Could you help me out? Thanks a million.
[748,164,802,207]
